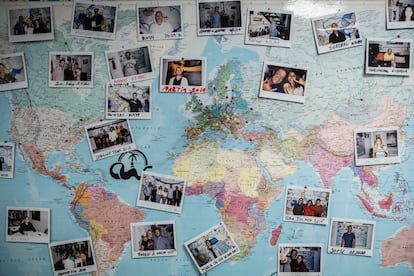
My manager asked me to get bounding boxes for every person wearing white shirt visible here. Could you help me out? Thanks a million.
[149,11,173,34]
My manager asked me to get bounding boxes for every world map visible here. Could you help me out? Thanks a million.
[0,1,414,276]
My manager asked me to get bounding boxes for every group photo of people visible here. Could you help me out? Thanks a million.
[8,6,53,42]
[106,83,150,115]
[184,222,239,274]
[49,238,96,272]
[279,245,322,273]
[138,174,184,206]
[131,221,176,257]
[261,64,306,96]
[284,186,331,223]
[198,1,241,29]
[86,119,132,153]
[49,52,93,86]
[72,3,117,34]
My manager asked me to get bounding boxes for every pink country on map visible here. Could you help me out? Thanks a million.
[71,183,144,275]
[381,224,414,268]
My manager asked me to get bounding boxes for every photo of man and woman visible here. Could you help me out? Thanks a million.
[0,53,28,92]
[49,237,97,276]
[284,185,331,225]
[136,171,186,214]
[131,221,176,258]
[8,5,54,43]
[278,244,323,274]
[106,46,154,84]
[197,0,243,36]
[260,62,307,103]
[311,11,362,54]
[0,142,15,178]
[328,218,376,256]
[386,0,414,29]
[245,9,293,47]
[184,222,240,274]
[71,1,118,40]
[6,207,50,243]
[49,52,94,87]
[137,5,183,41]
[366,38,411,76]
[354,127,400,166]
[160,57,206,93]
[85,119,136,161]
[106,82,151,119]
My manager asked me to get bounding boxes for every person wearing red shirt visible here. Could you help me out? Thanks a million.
[303,200,314,216]
[312,199,323,217]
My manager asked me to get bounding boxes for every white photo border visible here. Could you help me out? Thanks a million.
[0,52,28,92]
[386,0,414,30]
[160,56,207,93]
[70,0,118,40]
[0,141,15,179]
[283,185,332,225]
[49,236,97,276]
[85,119,136,161]
[259,61,307,104]
[105,46,154,85]
[130,220,177,258]
[196,0,243,36]
[105,82,152,120]
[184,221,240,274]
[278,243,324,275]
[8,5,54,43]
[136,171,187,214]
[328,217,376,257]
[48,51,94,88]
[354,126,401,166]
[245,7,293,48]
[6,206,50,243]
[311,11,363,54]
[137,4,183,41]
[365,37,412,76]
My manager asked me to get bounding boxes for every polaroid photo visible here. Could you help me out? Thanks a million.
[259,62,307,103]
[184,222,240,274]
[106,82,151,120]
[85,119,136,161]
[0,52,28,92]
[49,52,94,88]
[130,220,177,258]
[354,127,401,166]
[49,236,97,276]
[6,207,50,243]
[284,185,331,225]
[311,11,363,54]
[71,0,118,40]
[160,56,207,93]
[386,0,414,29]
[278,243,323,275]
[105,46,154,85]
[137,4,183,41]
[136,171,186,214]
[0,142,15,179]
[197,0,243,36]
[328,218,376,257]
[365,38,411,76]
[8,5,54,43]
[245,8,293,48]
